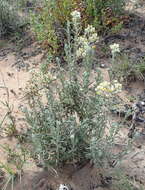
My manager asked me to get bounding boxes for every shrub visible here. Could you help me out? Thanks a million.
[109,44,145,82]
[30,0,125,55]
[30,0,80,54]
[25,13,123,169]
[85,0,125,31]
[0,0,25,36]
[110,53,135,82]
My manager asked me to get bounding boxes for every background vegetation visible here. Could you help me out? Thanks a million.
[30,0,126,54]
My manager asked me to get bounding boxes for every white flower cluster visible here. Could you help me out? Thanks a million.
[110,43,120,55]
[85,25,95,34]
[70,11,99,58]
[85,25,99,43]
[76,41,91,58]
[76,25,99,58]
[95,80,122,97]
[71,10,81,23]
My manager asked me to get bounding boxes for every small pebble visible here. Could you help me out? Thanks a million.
[140,101,145,106]
[100,64,105,68]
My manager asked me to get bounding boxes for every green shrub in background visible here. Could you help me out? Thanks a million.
[85,0,125,31]
[30,0,125,55]
[0,0,26,36]
[25,13,124,169]
[30,0,81,54]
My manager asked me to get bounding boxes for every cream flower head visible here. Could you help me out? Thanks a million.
[110,43,120,55]
[95,80,122,97]
[71,10,81,22]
